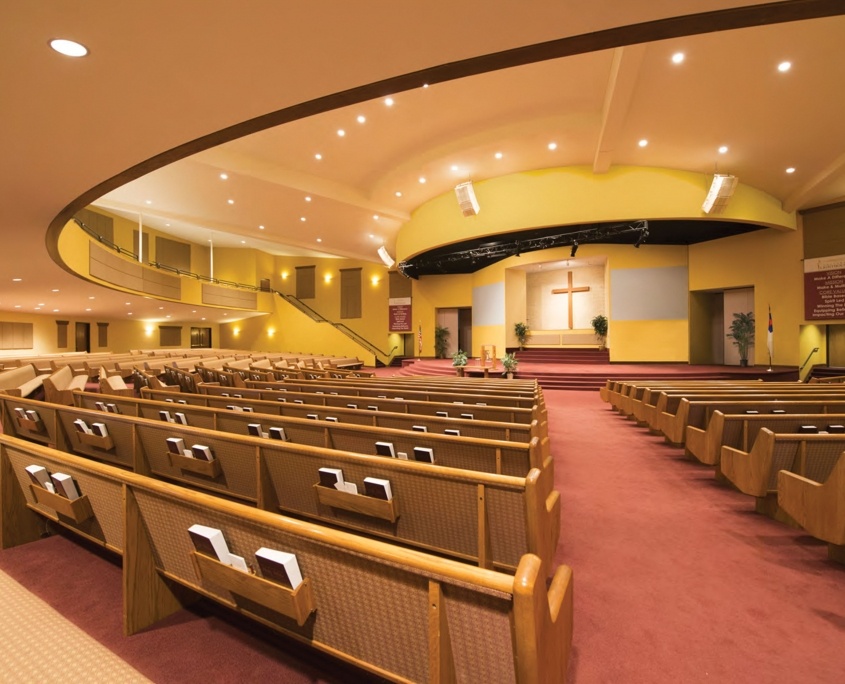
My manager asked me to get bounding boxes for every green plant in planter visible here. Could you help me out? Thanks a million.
[514,322,530,350]
[501,352,519,377]
[434,325,450,359]
[727,311,755,366]
[590,314,608,349]
[451,349,468,367]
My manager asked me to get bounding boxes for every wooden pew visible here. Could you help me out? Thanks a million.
[196,384,541,427]
[0,397,557,570]
[73,391,538,444]
[720,428,845,520]
[0,436,572,683]
[683,398,845,458]
[42,365,89,405]
[648,389,845,440]
[244,379,538,409]
[688,411,845,466]
[778,455,845,563]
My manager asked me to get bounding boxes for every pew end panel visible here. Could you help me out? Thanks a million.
[2,441,125,552]
[778,454,845,555]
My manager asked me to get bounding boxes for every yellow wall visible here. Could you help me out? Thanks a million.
[689,226,804,366]
[410,274,473,358]
[397,166,796,263]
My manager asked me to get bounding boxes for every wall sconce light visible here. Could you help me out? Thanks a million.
[281,271,289,280]
[144,325,154,336]
[371,275,380,285]
[324,273,333,283]
[233,327,240,336]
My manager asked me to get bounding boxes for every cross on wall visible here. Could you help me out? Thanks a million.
[551,272,590,329]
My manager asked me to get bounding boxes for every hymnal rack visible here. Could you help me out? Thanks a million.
[28,484,94,523]
[313,484,399,523]
[190,551,315,626]
[166,451,222,478]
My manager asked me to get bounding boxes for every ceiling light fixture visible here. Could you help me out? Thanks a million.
[50,39,88,57]
[778,61,792,72]
[384,97,394,107]
[337,129,345,137]
[548,142,558,151]
[638,139,648,147]
[671,52,685,64]
[718,146,728,154]
[786,167,796,174]
[315,153,322,160]
[220,173,228,180]
[357,115,366,124]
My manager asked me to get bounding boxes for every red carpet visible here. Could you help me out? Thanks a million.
[547,390,845,683]
[1,389,843,682]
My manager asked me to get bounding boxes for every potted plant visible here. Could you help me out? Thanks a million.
[452,349,468,376]
[501,352,519,379]
[514,322,530,350]
[434,325,450,359]
[590,314,608,350]
[727,311,755,366]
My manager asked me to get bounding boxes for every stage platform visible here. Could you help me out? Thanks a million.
[388,357,799,391]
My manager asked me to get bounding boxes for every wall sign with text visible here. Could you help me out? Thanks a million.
[389,297,412,332]
[804,254,845,320]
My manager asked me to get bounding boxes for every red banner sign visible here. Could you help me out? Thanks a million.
[389,297,412,332]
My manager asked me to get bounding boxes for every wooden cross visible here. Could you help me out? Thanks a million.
[552,271,591,329]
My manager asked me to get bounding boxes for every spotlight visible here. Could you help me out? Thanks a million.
[454,181,480,217]
[377,245,395,268]
[702,174,738,214]
[570,241,578,258]
[634,230,648,248]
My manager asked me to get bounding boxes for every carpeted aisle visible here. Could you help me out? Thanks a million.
[547,390,845,683]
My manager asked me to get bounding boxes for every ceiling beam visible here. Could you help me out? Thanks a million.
[783,151,845,213]
[593,45,646,174]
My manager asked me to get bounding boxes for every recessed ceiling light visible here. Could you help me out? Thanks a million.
[12,278,21,282]
[50,39,88,57]
[671,52,685,64]
[259,225,265,230]
[369,234,375,238]
[495,152,503,159]
[786,167,796,174]
[305,196,311,202]
[395,191,402,197]
[300,217,306,222]
[316,238,322,243]
[125,302,131,305]
[337,129,346,137]
[548,142,558,151]
[373,215,379,220]
[166,315,171,318]
[89,296,95,299]
[34,307,41,311]
[14,305,21,308]
[384,97,394,107]
[778,61,792,72]
[192,310,197,313]
[145,199,152,205]
[165,223,171,227]
[37,303,45,306]
[638,139,648,147]
[159,306,164,310]
[357,115,366,124]
[451,165,459,172]
[718,145,729,154]
[51,289,59,292]
[201,317,206,321]
[220,173,228,180]
[85,308,92,312]
[315,153,322,160]
[419,177,426,184]
[240,240,246,244]
[53,309,59,313]
[227,199,234,205]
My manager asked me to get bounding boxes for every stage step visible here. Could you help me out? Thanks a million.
[515,348,609,364]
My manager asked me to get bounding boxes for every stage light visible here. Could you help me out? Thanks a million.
[634,230,648,248]
[570,241,578,258]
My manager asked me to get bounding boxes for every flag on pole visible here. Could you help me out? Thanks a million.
[418,323,422,355]
[767,306,774,359]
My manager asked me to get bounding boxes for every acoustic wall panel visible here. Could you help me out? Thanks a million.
[610,266,689,320]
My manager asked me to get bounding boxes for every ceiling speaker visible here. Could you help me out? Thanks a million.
[377,245,395,268]
[454,181,480,217]
[702,174,738,214]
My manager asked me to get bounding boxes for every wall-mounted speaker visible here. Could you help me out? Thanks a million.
[377,245,395,268]
[702,174,738,214]
[454,181,480,217]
